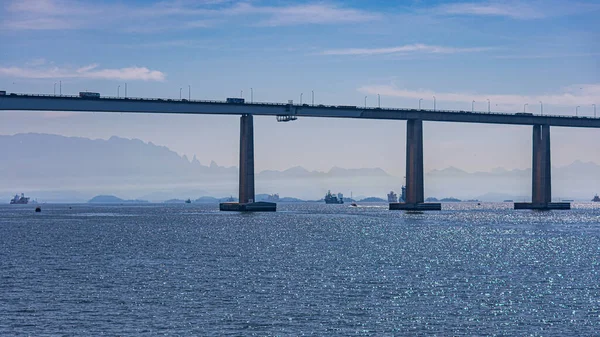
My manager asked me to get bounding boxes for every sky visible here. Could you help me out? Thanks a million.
[0,0,598,176]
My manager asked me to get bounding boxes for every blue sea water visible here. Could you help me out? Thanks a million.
[1,202,599,336]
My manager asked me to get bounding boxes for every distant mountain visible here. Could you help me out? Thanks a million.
[426,161,600,201]
[0,133,397,201]
[257,166,389,180]
[88,195,148,203]
[1,133,597,202]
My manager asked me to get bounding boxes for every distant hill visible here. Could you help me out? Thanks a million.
[164,199,186,203]
[88,195,148,203]
[359,197,386,202]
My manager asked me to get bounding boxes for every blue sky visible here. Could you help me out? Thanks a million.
[0,0,598,175]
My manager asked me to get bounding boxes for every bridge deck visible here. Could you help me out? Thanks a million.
[1,94,599,128]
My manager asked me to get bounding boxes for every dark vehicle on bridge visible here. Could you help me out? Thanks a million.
[516,112,533,116]
[226,98,245,104]
[79,92,100,99]
[337,105,357,109]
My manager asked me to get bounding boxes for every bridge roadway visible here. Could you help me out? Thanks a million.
[1,94,600,128]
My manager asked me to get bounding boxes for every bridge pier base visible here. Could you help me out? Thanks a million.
[515,125,570,210]
[390,119,441,211]
[220,114,276,212]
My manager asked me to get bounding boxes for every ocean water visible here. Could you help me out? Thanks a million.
[1,202,599,336]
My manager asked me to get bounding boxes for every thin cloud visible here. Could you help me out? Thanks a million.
[435,0,600,20]
[243,3,381,26]
[321,43,493,56]
[359,84,600,108]
[437,1,544,19]
[0,64,166,81]
[495,53,600,59]
[2,0,381,31]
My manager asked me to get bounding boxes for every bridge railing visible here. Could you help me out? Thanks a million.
[3,93,597,119]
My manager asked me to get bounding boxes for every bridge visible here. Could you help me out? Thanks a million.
[2,93,599,211]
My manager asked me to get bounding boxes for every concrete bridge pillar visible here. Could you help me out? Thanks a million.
[238,114,255,204]
[515,125,569,210]
[220,114,276,212]
[390,119,441,211]
[405,119,424,204]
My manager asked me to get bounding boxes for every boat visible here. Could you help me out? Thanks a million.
[265,194,280,202]
[387,191,398,203]
[593,195,600,202]
[351,202,358,207]
[10,193,30,204]
[503,199,514,202]
[185,198,191,204]
[324,190,344,204]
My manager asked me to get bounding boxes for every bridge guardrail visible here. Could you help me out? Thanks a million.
[3,93,597,119]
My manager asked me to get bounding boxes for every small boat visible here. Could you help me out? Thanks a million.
[503,199,514,202]
[593,195,600,202]
[351,202,358,207]
[185,198,191,204]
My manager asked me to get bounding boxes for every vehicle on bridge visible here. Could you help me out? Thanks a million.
[337,105,357,109]
[79,92,100,99]
[226,98,245,104]
[516,112,533,116]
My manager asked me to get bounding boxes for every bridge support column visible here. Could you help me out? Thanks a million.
[515,125,570,210]
[220,114,276,212]
[390,119,441,211]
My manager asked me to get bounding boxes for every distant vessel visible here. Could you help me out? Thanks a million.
[351,202,358,207]
[185,198,191,204]
[266,194,280,202]
[387,191,398,203]
[10,193,30,204]
[593,195,600,202]
[503,199,514,202]
[324,190,344,204]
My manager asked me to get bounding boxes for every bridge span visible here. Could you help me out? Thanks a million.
[1,93,599,211]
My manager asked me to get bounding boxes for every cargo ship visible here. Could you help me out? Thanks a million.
[325,190,344,204]
[10,193,30,204]
[593,195,600,202]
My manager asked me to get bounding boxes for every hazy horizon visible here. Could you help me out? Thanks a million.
[0,132,597,202]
